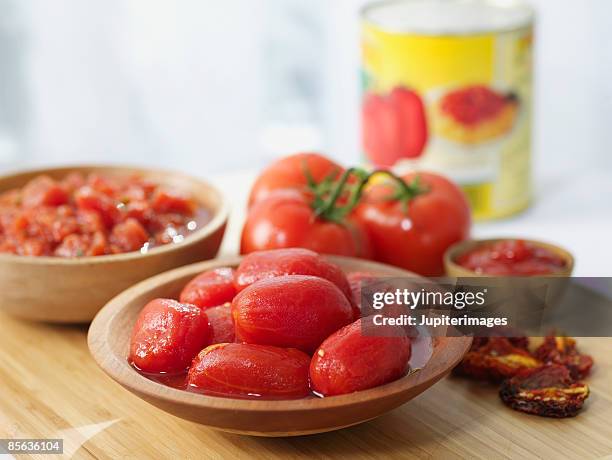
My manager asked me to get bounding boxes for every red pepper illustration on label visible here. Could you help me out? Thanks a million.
[362,86,428,167]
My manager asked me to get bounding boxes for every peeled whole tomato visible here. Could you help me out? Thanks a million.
[355,171,471,276]
[205,303,235,344]
[247,152,343,207]
[232,275,354,354]
[310,316,411,396]
[188,343,311,399]
[234,248,353,302]
[129,299,211,374]
[179,267,237,310]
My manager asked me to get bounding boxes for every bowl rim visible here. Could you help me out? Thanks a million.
[444,237,575,276]
[0,164,229,265]
[88,255,473,413]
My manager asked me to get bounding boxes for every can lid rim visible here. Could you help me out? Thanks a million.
[361,0,535,36]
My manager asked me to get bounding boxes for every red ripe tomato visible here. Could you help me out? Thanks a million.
[179,267,237,310]
[205,304,235,344]
[232,275,354,354]
[363,86,428,167]
[355,172,471,276]
[248,152,343,207]
[187,343,311,399]
[129,299,211,374]
[241,190,372,259]
[234,248,352,300]
[310,317,411,396]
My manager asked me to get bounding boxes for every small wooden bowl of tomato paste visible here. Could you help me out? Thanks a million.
[0,165,228,323]
[444,238,574,277]
[88,254,472,437]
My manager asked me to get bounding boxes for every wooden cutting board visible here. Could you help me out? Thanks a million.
[1,314,611,459]
[1,173,611,459]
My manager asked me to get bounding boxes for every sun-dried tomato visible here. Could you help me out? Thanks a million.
[534,335,594,380]
[499,364,589,418]
[455,337,540,382]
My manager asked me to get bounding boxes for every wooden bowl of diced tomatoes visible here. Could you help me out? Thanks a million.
[0,165,228,323]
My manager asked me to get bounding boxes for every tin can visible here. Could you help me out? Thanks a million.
[361,0,534,220]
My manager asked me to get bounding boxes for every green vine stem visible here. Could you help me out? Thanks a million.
[311,166,427,223]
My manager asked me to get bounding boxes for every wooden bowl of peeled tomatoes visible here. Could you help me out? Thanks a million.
[88,248,472,436]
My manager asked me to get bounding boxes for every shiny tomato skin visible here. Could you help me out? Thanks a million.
[205,304,235,344]
[232,275,354,354]
[179,268,237,310]
[310,317,411,396]
[355,172,470,276]
[129,299,211,374]
[187,343,310,399]
[241,190,372,259]
[234,248,352,300]
[248,152,343,207]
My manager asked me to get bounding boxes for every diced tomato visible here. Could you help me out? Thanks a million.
[110,218,149,253]
[0,173,205,257]
[151,188,195,215]
[54,234,90,257]
[87,174,118,196]
[122,200,153,225]
[74,186,120,228]
[89,231,108,256]
[62,172,86,193]
[77,210,106,234]
[51,207,79,242]
[22,176,68,208]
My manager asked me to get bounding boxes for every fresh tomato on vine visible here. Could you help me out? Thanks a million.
[248,152,343,207]
[240,187,372,258]
[354,171,471,276]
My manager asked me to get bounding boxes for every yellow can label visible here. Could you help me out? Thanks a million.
[362,23,533,220]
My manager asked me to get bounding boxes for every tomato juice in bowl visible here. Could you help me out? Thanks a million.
[0,165,228,323]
